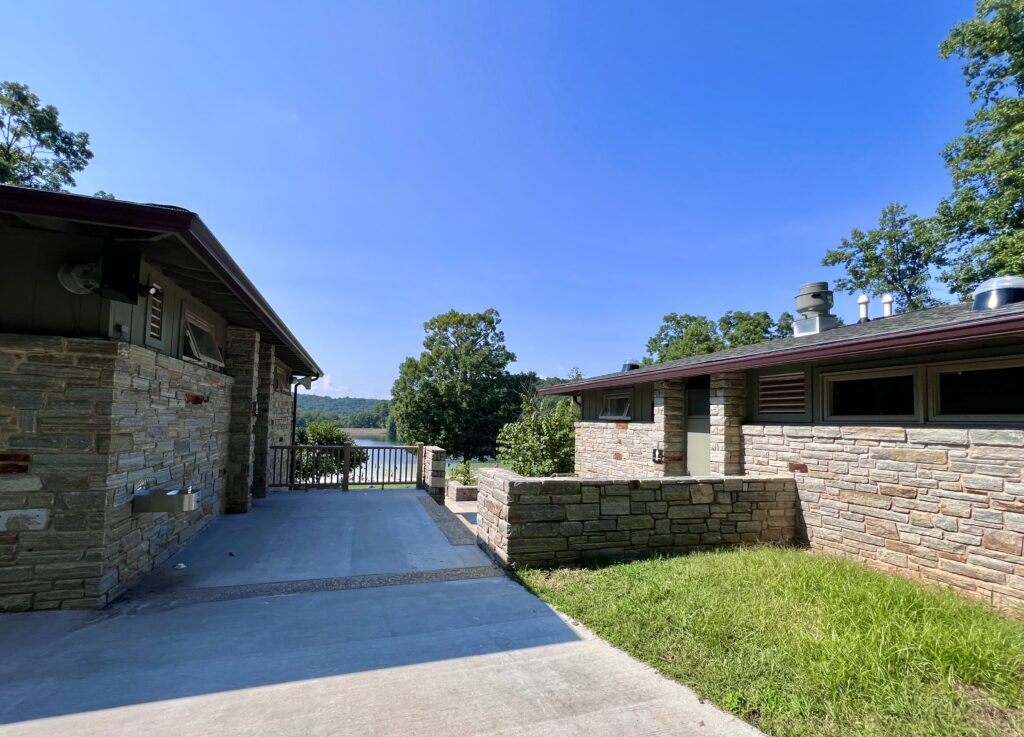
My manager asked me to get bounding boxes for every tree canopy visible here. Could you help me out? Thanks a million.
[645,310,794,364]
[0,81,92,191]
[823,203,946,312]
[938,0,1024,298]
[390,309,529,461]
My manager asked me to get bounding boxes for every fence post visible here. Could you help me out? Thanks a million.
[288,446,296,490]
[416,443,425,489]
[343,443,351,491]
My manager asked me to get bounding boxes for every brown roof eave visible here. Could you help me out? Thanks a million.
[539,313,1024,395]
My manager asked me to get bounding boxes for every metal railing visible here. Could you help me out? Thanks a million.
[269,443,424,490]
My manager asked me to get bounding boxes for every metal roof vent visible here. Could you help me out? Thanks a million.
[793,281,840,336]
[972,276,1024,311]
[622,358,641,372]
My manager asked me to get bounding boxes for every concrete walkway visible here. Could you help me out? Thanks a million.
[0,489,762,737]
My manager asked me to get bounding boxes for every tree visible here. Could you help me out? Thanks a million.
[496,396,578,477]
[390,309,524,461]
[823,203,946,311]
[645,311,794,363]
[0,82,92,191]
[938,0,1024,298]
[293,422,368,483]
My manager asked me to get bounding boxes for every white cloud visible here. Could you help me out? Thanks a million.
[299,374,351,398]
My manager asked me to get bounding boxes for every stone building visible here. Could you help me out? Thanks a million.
[0,186,321,611]
[535,280,1024,610]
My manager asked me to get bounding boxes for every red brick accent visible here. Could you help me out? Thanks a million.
[788,462,808,473]
[615,422,628,430]
[613,452,623,460]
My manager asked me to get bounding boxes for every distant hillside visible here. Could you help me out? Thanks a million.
[297,395,381,415]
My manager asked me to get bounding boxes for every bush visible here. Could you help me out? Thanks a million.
[448,460,477,486]
[294,421,368,483]
[496,397,577,477]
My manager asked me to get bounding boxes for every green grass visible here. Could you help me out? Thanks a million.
[518,547,1024,737]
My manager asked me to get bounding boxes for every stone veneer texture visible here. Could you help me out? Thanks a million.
[476,468,797,567]
[0,335,233,610]
[743,424,1024,610]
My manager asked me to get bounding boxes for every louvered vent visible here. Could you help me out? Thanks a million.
[148,286,164,341]
[758,372,806,415]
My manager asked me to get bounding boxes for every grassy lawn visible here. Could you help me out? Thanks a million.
[518,547,1024,737]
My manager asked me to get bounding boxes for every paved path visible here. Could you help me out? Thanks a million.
[0,490,762,737]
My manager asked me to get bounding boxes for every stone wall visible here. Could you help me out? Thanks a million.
[102,346,231,603]
[422,445,446,504]
[710,372,745,475]
[223,327,260,513]
[0,336,118,611]
[743,424,1024,610]
[0,335,237,611]
[476,468,797,568]
[574,381,685,477]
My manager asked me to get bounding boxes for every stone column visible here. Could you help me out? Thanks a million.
[252,343,275,498]
[709,372,746,475]
[655,379,686,476]
[421,446,447,505]
[224,327,260,513]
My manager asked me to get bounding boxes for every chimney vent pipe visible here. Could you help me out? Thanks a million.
[858,294,870,323]
[881,293,894,317]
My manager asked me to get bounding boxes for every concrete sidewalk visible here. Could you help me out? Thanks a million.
[0,490,763,737]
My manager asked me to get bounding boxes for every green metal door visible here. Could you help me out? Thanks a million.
[685,380,711,476]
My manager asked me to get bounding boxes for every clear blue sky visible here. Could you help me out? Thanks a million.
[5,1,975,398]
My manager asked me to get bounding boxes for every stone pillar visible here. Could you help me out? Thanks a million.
[655,379,686,476]
[252,343,275,498]
[224,327,260,513]
[709,372,746,475]
[421,446,446,505]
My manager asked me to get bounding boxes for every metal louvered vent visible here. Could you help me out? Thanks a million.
[758,372,806,415]
[148,286,164,341]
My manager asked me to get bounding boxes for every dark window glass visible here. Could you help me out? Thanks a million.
[938,366,1024,415]
[830,374,915,416]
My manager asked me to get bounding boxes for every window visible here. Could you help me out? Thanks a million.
[757,372,806,415]
[822,368,919,421]
[183,313,224,367]
[146,284,164,343]
[599,392,632,420]
[929,358,1024,420]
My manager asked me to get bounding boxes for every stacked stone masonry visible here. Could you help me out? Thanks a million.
[0,335,233,611]
[710,372,745,476]
[477,468,797,567]
[422,446,446,504]
[744,424,1024,610]
[575,380,685,477]
[223,327,260,514]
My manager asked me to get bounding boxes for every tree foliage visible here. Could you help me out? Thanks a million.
[938,0,1024,298]
[390,309,527,461]
[496,396,579,477]
[293,422,368,482]
[823,203,946,311]
[645,310,793,363]
[0,82,92,191]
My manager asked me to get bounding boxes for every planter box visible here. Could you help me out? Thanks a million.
[132,488,200,514]
[446,479,478,502]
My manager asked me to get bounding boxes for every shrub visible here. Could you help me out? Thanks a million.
[448,460,477,486]
[294,421,368,482]
[496,397,577,477]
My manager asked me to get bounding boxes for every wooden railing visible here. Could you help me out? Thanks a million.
[268,443,424,490]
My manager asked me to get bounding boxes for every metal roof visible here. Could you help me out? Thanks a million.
[0,185,322,377]
[540,300,1024,395]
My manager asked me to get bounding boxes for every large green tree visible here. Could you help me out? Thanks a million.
[390,309,526,461]
[938,0,1024,298]
[823,203,946,312]
[0,82,92,191]
[645,310,793,363]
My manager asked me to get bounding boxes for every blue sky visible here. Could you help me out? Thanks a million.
[5,1,975,397]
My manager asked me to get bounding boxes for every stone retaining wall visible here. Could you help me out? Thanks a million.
[476,468,797,568]
[743,424,1024,610]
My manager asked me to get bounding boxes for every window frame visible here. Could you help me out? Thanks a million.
[599,391,633,421]
[182,311,225,368]
[820,366,923,424]
[927,356,1024,423]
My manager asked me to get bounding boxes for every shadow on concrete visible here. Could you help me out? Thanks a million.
[0,576,580,725]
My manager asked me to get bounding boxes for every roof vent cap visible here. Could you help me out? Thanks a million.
[793,281,840,336]
[621,359,641,372]
[972,276,1024,311]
